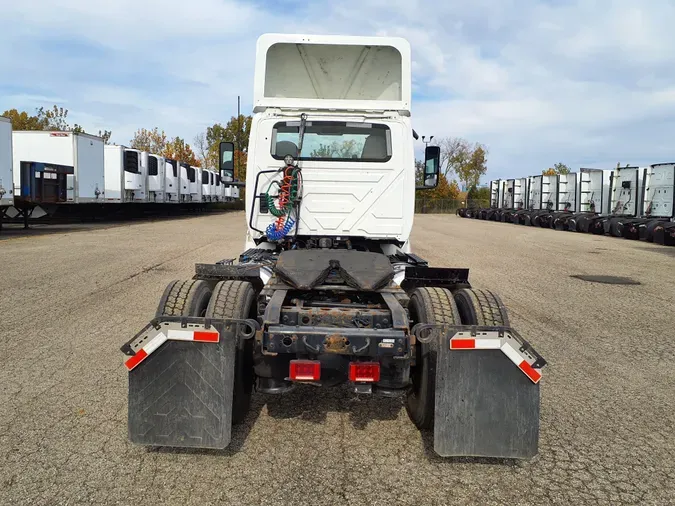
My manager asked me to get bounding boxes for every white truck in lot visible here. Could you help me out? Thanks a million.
[121,33,546,459]
[0,117,13,215]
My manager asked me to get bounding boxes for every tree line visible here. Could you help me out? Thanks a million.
[129,115,251,182]
[415,136,489,201]
[2,105,112,143]
[2,104,251,182]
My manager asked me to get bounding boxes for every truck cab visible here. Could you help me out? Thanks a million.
[235,34,437,253]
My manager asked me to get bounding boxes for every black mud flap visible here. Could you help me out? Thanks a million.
[122,317,258,450]
[428,325,544,459]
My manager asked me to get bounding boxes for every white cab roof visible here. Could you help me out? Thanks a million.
[254,33,411,114]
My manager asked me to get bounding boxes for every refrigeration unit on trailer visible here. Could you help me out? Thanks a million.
[145,153,166,203]
[563,168,612,232]
[516,175,557,225]
[164,158,179,203]
[0,117,12,217]
[104,145,149,202]
[589,166,643,236]
[178,162,191,202]
[12,131,104,208]
[121,33,546,461]
[212,171,220,201]
[209,170,217,201]
[539,172,578,229]
[200,169,212,201]
[622,163,675,242]
[188,165,202,202]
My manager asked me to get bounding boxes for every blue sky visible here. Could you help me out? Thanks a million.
[1,0,675,181]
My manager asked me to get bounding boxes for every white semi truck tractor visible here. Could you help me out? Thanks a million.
[121,34,546,459]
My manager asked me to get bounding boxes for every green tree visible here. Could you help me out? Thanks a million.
[36,105,71,131]
[203,115,253,180]
[457,144,488,189]
[3,106,112,142]
[435,137,473,179]
[467,184,490,204]
[130,127,168,154]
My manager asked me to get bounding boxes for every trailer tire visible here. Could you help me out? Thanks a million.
[405,287,461,430]
[453,288,510,326]
[206,280,256,425]
[608,218,624,237]
[156,279,212,317]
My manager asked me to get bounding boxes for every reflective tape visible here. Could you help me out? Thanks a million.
[124,327,220,371]
[449,333,543,384]
[125,332,167,371]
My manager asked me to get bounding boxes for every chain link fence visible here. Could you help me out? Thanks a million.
[415,199,491,214]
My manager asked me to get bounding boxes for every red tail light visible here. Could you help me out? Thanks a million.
[289,360,321,381]
[349,362,380,383]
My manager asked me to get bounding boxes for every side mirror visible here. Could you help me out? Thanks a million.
[417,145,440,190]
[219,141,235,180]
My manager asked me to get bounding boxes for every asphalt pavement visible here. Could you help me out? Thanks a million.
[1,212,673,505]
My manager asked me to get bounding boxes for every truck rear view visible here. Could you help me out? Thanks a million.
[121,33,546,459]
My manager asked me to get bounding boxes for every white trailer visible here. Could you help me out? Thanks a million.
[145,153,166,203]
[104,145,149,202]
[12,131,104,205]
[188,165,201,202]
[164,158,180,203]
[0,117,12,210]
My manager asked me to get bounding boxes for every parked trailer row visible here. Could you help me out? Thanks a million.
[3,125,243,208]
[458,165,675,246]
[0,120,243,230]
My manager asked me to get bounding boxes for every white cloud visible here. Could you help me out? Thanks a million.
[1,0,675,179]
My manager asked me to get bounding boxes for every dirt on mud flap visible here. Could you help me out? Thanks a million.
[412,324,546,459]
[120,316,259,450]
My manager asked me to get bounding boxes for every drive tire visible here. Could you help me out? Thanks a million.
[206,280,257,425]
[608,218,624,237]
[453,288,510,326]
[157,279,212,317]
[406,287,461,430]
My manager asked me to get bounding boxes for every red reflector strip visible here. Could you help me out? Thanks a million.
[289,360,321,381]
[349,362,381,383]
[124,349,148,371]
[124,332,168,371]
[193,331,219,342]
[166,329,219,342]
[519,360,542,384]
[450,339,475,349]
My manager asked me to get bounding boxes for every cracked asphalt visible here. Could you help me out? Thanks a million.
[1,212,673,505]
